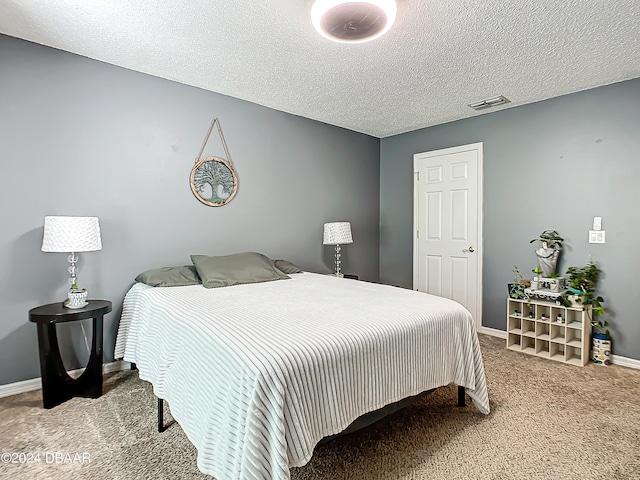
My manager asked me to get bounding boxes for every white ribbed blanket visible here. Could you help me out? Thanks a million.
[114,273,489,480]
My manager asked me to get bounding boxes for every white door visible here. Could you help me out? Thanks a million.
[413,143,483,331]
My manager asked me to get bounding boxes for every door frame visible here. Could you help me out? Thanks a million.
[413,142,484,332]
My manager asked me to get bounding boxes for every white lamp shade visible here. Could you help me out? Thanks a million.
[323,222,353,245]
[42,216,102,252]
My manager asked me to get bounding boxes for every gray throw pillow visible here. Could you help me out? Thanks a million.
[273,259,303,274]
[135,265,201,287]
[191,252,290,288]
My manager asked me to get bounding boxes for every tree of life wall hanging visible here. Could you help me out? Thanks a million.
[190,118,238,207]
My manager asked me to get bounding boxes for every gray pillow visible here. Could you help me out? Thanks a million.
[135,265,201,287]
[191,252,290,288]
[273,259,303,274]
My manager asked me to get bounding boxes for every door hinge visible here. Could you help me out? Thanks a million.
[416,230,419,238]
[415,171,419,181]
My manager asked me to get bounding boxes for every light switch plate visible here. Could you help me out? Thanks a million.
[589,230,606,244]
[593,216,602,231]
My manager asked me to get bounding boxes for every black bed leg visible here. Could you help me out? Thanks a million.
[158,397,166,433]
[457,385,466,407]
[130,362,137,371]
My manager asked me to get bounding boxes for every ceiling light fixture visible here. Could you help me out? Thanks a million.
[468,95,511,111]
[311,0,397,44]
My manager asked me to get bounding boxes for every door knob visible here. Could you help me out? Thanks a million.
[463,246,475,253]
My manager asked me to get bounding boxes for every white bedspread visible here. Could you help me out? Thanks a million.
[114,273,489,480]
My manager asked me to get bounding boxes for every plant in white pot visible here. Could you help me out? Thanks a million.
[66,282,88,309]
[562,259,610,365]
[531,265,543,290]
[508,265,529,300]
[530,230,564,277]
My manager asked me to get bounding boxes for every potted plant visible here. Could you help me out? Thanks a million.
[562,259,610,365]
[565,260,604,311]
[531,265,543,289]
[66,282,88,309]
[508,265,529,300]
[530,229,564,277]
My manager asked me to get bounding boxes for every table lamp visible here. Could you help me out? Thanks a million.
[323,222,353,277]
[42,216,102,308]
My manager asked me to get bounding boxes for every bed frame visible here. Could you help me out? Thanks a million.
[133,363,467,434]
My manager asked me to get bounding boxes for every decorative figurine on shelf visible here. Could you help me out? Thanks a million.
[513,309,520,317]
[530,230,564,277]
[556,313,564,324]
[529,311,535,319]
[541,313,548,321]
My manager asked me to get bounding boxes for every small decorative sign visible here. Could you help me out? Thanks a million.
[190,118,238,207]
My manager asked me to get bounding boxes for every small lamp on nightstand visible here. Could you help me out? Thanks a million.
[323,221,353,278]
[42,216,102,308]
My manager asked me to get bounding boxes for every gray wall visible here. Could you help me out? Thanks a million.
[0,35,380,386]
[380,78,640,360]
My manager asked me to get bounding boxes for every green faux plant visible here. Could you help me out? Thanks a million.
[530,230,564,250]
[563,259,608,337]
[509,265,529,300]
[532,265,543,276]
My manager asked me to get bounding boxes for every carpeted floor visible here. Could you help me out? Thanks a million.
[1,334,639,480]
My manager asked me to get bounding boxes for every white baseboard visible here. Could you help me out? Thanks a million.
[0,360,132,399]
[480,326,639,370]
[611,354,640,369]
[479,326,507,339]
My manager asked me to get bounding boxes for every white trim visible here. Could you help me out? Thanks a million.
[412,169,419,291]
[480,326,507,339]
[0,360,132,399]
[611,354,640,370]
[0,378,42,399]
[413,142,483,332]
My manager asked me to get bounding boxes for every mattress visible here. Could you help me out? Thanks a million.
[114,272,489,480]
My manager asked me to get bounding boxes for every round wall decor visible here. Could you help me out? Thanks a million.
[190,157,238,207]
[190,118,238,207]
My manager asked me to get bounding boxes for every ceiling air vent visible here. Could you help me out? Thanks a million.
[468,95,511,111]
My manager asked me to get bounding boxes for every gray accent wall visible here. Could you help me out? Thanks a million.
[0,35,380,386]
[380,78,640,361]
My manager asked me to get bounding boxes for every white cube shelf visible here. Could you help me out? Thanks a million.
[506,297,592,366]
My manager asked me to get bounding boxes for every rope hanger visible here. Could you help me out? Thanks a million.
[196,118,233,165]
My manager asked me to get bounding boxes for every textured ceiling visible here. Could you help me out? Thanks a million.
[1,1,640,138]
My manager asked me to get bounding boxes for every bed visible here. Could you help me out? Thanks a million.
[114,269,489,480]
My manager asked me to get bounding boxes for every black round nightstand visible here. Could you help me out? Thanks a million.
[29,300,112,409]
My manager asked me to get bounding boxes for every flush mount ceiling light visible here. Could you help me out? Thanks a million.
[311,0,397,43]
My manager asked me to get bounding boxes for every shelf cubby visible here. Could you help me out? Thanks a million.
[521,336,536,355]
[550,324,566,342]
[536,339,550,357]
[566,327,582,348]
[522,319,536,337]
[565,345,583,366]
[508,316,522,334]
[536,304,551,322]
[535,321,550,341]
[551,307,564,324]
[549,342,565,360]
[506,297,591,366]
[507,333,522,349]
